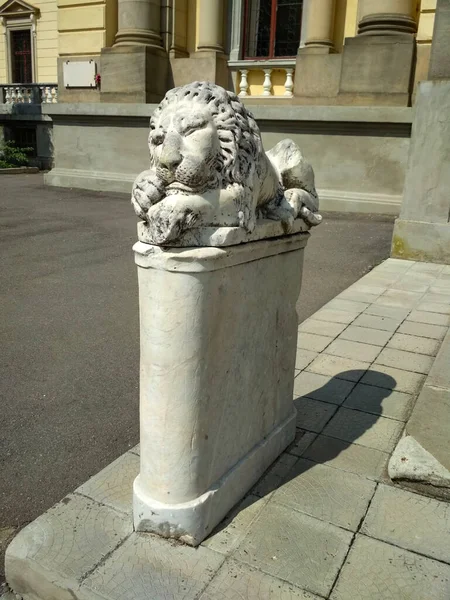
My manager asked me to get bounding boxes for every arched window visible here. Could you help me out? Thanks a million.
[243,0,303,59]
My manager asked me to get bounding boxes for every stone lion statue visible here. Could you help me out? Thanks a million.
[132,81,321,245]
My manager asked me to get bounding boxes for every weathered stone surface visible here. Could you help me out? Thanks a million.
[331,535,450,600]
[200,560,320,600]
[287,431,318,457]
[387,332,441,356]
[398,320,448,339]
[362,484,450,563]
[361,364,426,394]
[251,453,298,498]
[81,533,224,600]
[343,383,413,421]
[389,435,450,489]
[338,325,393,347]
[76,451,139,514]
[324,339,381,362]
[364,304,410,320]
[293,371,355,405]
[352,313,402,332]
[375,347,434,374]
[374,289,422,309]
[272,458,376,531]
[131,82,321,246]
[297,332,333,353]
[234,502,353,598]
[295,349,319,371]
[312,309,359,325]
[5,494,132,600]
[307,354,370,380]
[304,435,389,481]
[323,407,403,453]
[299,319,348,338]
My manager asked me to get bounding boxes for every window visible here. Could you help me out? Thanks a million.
[11,29,32,83]
[244,0,303,59]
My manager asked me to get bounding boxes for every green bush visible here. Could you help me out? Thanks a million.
[0,140,32,169]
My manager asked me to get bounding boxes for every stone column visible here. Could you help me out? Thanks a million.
[358,0,417,36]
[114,0,163,47]
[303,0,336,52]
[197,0,224,52]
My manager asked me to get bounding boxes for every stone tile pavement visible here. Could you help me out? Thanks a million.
[4,259,450,600]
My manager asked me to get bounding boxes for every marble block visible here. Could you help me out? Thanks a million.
[133,232,309,545]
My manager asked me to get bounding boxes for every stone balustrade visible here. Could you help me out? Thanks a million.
[237,65,295,98]
[0,85,58,104]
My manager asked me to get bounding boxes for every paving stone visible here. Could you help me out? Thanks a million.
[338,325,393,347]
[398,320,448,339]
[337,290,380,303]
[352,313,402,332]
[200,560,320,600]
[5,494,133,599]
[307,354,370,381]
[391,279,431,293]
[272,458,376,531]
[293,397,338,433]
[364,304,410,321]
[421,292,450,304]
[293,371,355,405]
[252,453,298,497]
[349,284,387,296]
[295,349,319,370]
[416,302,450,315]
[387,333,441,356]
[343,383,413,422]
[81,532,224,600]
[287,431,318,457]
[430,284,450,295]
[325,299,369,314]
[129,444,140,456]
[375,290,423,309]
[324,339,381,363]
[202,495,269,555]
[361,364,426,395]
[297,332,333,353]
[362,484,450,564]
[234,502,353,598]
[409,262,444,273]
[299,319,348,338]
[304,435,389,481]
[375,348,434,375]
[407,310,450,326]
[76,452,139,514]
[323,407,404,453]
[331,534,450,600]
[312,309,359,325]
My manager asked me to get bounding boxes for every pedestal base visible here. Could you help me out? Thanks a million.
[133,408,296,546]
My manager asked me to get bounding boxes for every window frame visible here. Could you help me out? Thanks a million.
[0,0,39,83]
[242,0,303,61]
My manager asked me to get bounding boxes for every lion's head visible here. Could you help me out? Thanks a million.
[148,81,264,195]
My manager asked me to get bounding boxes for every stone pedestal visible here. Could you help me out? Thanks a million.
[392,80,450,263]
[133,230,308,545]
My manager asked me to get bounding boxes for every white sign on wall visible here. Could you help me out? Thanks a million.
[63,60,97,88]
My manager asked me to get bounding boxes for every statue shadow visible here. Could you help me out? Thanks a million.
[208,368,398,540]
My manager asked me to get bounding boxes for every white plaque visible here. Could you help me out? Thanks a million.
[63,60,97,88]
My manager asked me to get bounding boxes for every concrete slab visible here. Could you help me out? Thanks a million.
[297,333,333,353]
[5,494,133,600]
[272,458,376,531]
[375,348,434,375]
[325,299,369,314]
[364,304,411,321]
[80,533,224,600]
[398,320,448,339]
[199,560,320,600]
[361,364,426,394]
[331,535,450,600]
[323,407,404,453]
[338,325,393,347]
[306,355,370,381]
[293,397,338,433]
[299,319,348,338]
[304,435,389,481]
[252,453,298,498]
[312,309,359,325]
[387,333,441,356]
[424,331,450,390]
[234,502,353,598]
[293,371,355,405]
[343,383,413,422]
[407,310,450,326]
[416,302,450,315]
[362,484,450,564]
[295,349,319,371]
[287,431,318,458]
[337,290,380,303]
[374,290,423,308]
[324,339,381,362]
[352,313,402,332]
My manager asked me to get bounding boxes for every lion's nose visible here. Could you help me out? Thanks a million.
[160,143,182,171]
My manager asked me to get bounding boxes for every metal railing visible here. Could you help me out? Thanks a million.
[0,84,58,104]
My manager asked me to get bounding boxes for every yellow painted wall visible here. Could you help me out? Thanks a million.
[57,0,117,56]
[417,0,436,44]
[0,26,7,83]
[186,0,197,54]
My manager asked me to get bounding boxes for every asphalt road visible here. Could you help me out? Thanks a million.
[0,174,395,584]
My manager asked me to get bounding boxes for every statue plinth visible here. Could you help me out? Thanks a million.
[133,230,309,545]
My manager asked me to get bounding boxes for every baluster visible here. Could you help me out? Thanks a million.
[284,68,294,97]
[40,86,45,103]
[16,87,24,103]
[263,69,272,97]
[25,88,32,103]
[51,86,58,103]
[4,87,12,104]
[238,69,249,97]
[10,88,17,104]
